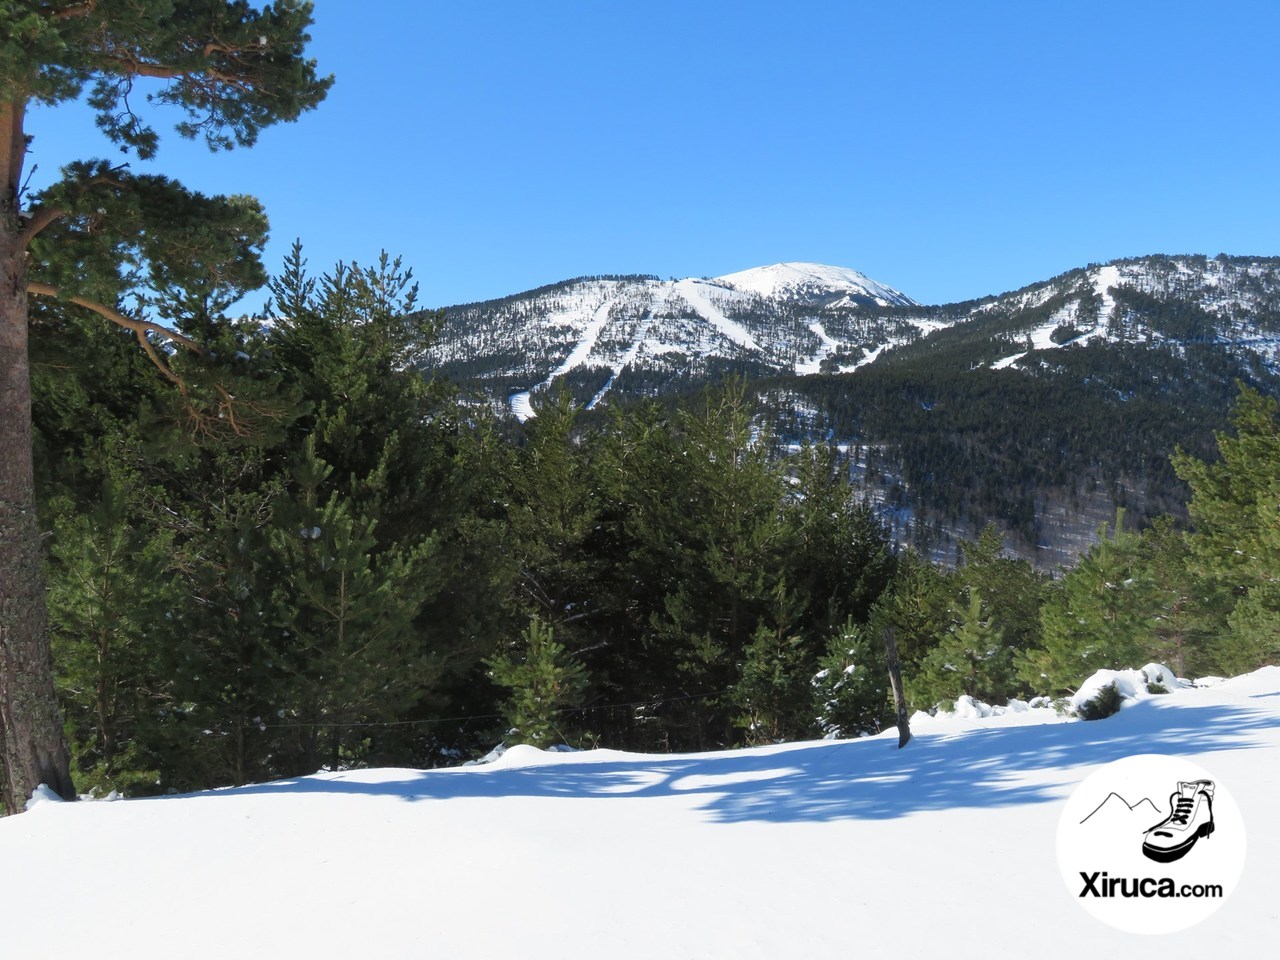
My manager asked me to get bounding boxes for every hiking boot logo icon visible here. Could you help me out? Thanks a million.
[1059,757,1244,935]
[1142,780,1215,863]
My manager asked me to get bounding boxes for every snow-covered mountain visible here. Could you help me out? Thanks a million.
[428,254,1280,421]
[956,254,1280,373]
[429,262,922,419]
[715,261,914,307]
[426,254,1280,565]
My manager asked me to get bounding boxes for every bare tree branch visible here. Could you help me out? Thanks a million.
[129,324,187,392]
[93,40,259,93]
[18,206,67,243]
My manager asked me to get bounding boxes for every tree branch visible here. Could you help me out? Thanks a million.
[130,325,187,392]
[45,2,97,20]
[26,281,205,391]
[17,206,66,245]
[19,169,129,246]
[27,281,274,441]
[96,42,258,93]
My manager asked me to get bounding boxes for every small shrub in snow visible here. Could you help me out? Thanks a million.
[487,616,588,748]
[1075,681,1123,721]
[812,620,888,739]
[1140,663,1179,694]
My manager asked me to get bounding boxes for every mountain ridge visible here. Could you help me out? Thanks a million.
[427,253,1280,420]
[428,260,937,417]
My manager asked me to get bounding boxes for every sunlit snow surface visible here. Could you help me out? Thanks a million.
[5,668,1280,958]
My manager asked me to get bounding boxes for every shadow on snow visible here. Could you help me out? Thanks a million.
[185,699,1280,824]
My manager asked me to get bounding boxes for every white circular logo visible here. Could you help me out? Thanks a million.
[1056,754,1245,934]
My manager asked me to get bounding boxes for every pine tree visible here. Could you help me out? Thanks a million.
[46,469,178,795]
[265,246,500,767]
[955,526,1045,660]
[1020,512,1158,694]
[1,0,330,811]
[488,617,589,748]
[509,388,601,628]
[867,550,953,679]
[1173,385,1280,673]
[622,383,796,749]
[784,442,894,638]
[269,437,439,771]
[731,583,810,744]
[913,588,1013,708]
[812,619,888,739]
[159,447,293,790]
[1135,516,1206,676]
[267,244,446,544]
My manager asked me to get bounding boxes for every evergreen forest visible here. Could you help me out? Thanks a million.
[26,243,1280,805]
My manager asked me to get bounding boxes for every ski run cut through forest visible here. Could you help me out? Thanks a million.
[3,665,1279,958]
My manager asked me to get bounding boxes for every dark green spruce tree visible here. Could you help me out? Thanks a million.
[812,618,889,739]
[913,587,1013,708]
[46,465,179,795]
[265,245,510,768]
[621,384,796,749]
[269,437,439,772]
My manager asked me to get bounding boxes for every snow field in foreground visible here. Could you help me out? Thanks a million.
[3,668,1279,959]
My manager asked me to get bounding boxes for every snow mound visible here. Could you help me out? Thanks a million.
[911,693,1060,730]
[1068,663,1191,713]
[24,784,64,811]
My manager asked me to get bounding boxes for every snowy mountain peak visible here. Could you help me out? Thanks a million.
[715,262,916,307]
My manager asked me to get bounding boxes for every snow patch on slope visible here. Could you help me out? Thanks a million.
[991,264,1126,370]
[509,390,535,422]
[547,297,618,381]
[1091,263,1121,324]
[587,285,669,410]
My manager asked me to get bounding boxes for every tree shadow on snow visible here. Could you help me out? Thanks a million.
[192,698,1280,824]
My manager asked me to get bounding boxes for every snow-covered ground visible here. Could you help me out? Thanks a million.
[4,668,1278,958]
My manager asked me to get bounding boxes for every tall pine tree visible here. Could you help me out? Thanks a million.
[1,0,330,811]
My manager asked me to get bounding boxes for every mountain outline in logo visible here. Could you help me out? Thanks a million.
[1079,792,1161,826]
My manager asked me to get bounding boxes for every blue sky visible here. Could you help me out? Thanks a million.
[25,0,1280,309]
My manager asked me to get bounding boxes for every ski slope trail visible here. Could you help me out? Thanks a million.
[672,277,762,353]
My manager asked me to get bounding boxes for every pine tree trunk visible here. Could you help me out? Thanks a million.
[0,101,74,812]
